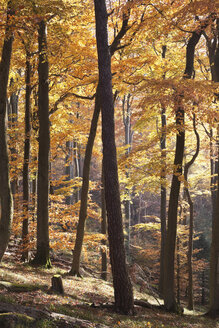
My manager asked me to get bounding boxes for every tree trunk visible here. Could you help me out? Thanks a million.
[7,78,19,197]
[122,94,132,261]
[65,140,74,205]
[159,45,167,296]
[184,114,200,310]
[32,20,50,267]
[70,5,130,277]
[94,0,134,314]
[70,87,101,276]
[163,18,209,311]
[21,50,32,262]
[163,105,185,311]
[209,19,219,316]
[0,2,14,262]
[73,140,80,203]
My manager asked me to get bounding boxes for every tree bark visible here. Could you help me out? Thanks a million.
[159,45,167,296]
[21,50,32,262]
[0,2,14,262]
[94,0,134,314]
[32,20,50,267]
[209,18,219,316]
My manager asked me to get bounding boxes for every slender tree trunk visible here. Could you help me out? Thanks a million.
[163,104,185,311]
[0,2,14,261]
[123,94,132,260]
[101,161,107,280]
[94,0,134,314]
[32,20,50,267]
[184,114,200,310]
[70,88,101,275]
[210,129,217,221]
[163,20,207,310]
[8,78,19,197]
[65,140,74,205]
[73,140,80,203]
[21,50,32,262]
[159,45,167,296]
[209,19,219,315]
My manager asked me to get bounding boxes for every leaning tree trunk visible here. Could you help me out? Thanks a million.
[32,20,50,266]
[163,17,211,311]
[21,50,32,262]
[0,2,14,262]
[70,8,130,276]
[94,0,134,314]
[70,88,101,275]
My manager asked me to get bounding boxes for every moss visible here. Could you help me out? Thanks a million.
[0,281,39,293]
[0,312,35,327]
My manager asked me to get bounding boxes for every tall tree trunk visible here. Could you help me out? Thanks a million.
[159,45,167,296]
[209,18,219,316]
[0,2,14,261]
[21,50,32,262]
[70,6,130,276]
[32,20,50,267]
[163,19,208,311]
[94,0,134,314]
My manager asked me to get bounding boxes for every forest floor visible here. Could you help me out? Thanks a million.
[0,244,218,328]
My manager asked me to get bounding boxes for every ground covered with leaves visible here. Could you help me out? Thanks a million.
[0,247,218,328]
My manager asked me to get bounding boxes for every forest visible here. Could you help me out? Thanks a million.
[0,0,219,327]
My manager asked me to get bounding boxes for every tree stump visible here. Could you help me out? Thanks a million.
[51,275,64,294]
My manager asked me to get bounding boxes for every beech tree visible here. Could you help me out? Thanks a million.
[94,0,134,314]
[32,19,50,266]
[0,1,14,261]
[70,7,130,276]
[163,15,214,312]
